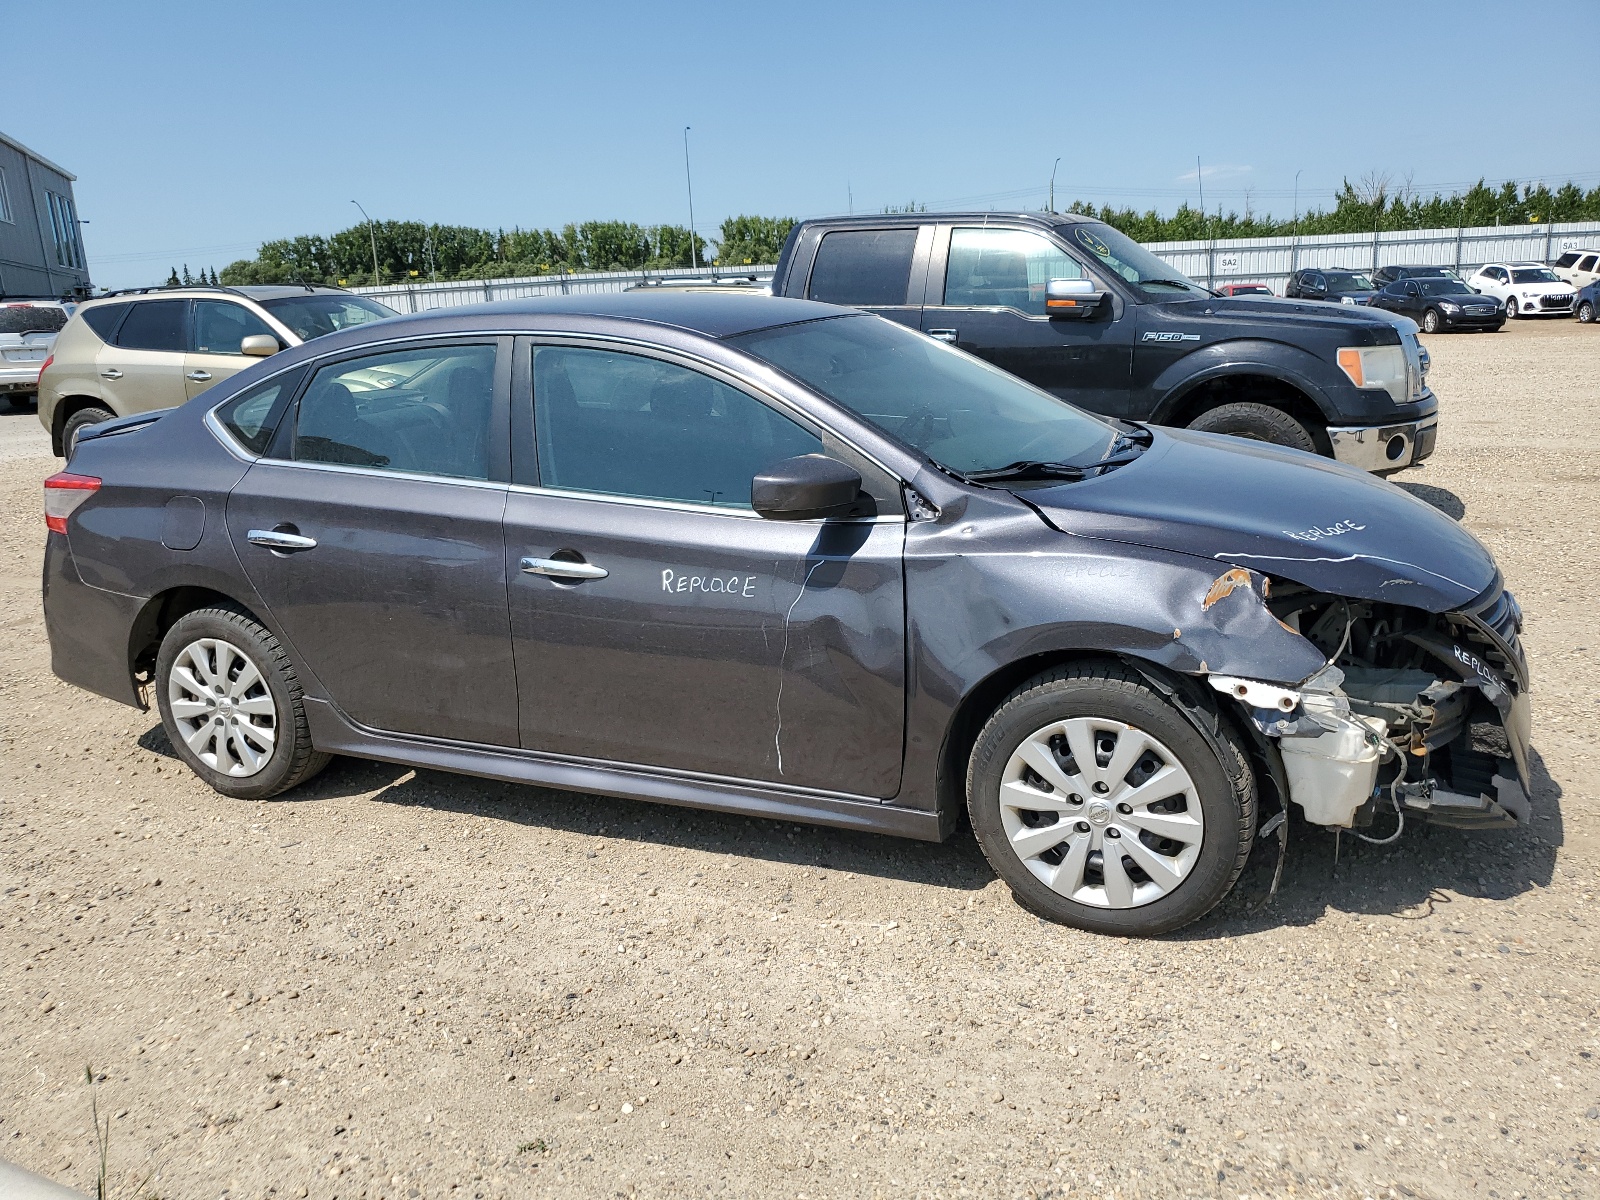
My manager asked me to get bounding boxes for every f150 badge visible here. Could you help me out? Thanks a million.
[1141,331,1201,343]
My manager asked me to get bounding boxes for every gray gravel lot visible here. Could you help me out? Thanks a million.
[2,319,1597,1200]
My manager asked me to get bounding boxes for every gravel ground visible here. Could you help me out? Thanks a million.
[2,319,1597,1200]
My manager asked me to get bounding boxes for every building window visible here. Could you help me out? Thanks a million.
[46,191,85,270]
[0,168,12,223]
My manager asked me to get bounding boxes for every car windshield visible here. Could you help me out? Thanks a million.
[1419,279,1474,296]
[0,304,68,335]
[730,314,1118,475]
[1510,268,1560,284]
[1325,271,1375,292]
[259,294,397,341]
[1062,222,1210,296]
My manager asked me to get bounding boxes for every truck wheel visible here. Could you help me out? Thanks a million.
[1421,308,1441,334]
[62,405,115,455]
[155,606,331,801]
[1187,402,1317,453]
[1578,300,1596,324]
[966,662,1255,936]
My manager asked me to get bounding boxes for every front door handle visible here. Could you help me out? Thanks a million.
[926,328,958,344]
[186,370,213,382]
[99,368,123,380]
[248,528,318,551]
[521,556,608,581]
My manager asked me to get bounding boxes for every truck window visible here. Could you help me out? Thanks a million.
[944,228,1084,315]
[806,229,917,307]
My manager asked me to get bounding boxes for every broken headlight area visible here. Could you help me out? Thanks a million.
[1211,576,1531,834]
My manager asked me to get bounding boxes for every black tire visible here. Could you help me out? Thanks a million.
[966,661,1256,936]
[62,405,114,455]
[1187,402,1318,454]
[155,606,331,800]
[5,393,33,411]
[1504,297,1519,319]
[1578,300,1596,324]
[1421,308,1441,334]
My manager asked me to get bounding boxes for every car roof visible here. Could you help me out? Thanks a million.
[95,285,355,302]
[377,292,853,340]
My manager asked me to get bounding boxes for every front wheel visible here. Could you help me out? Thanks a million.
[1187,402,1317,454]
[155,606,331,800]
[62,405,114,455]
[966,662,1256,936]
[1578,300,1596,324]
[1505,297,1519,319]
[1421,308,1441,334]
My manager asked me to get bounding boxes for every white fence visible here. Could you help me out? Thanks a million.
[353,220,1600,309]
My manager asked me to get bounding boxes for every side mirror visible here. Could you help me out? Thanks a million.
[1044,277,1107,318]
[240,334,280,357]
[752,454,862,521]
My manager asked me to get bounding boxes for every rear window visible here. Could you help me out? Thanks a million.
[0,304,68,335]
[79,302,131,340]
[806,229,917,307]
[114,300,187,352]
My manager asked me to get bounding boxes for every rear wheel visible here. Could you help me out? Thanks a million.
[155,606,331,800]
[62,405,114,455]
[1421,308,1441,334]
[966,662,1256,936]
[1578,300,1596,324]
[1187,402,1317,454]
[1505,297,1520,319]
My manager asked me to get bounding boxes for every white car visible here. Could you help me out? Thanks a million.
[1552,248,1600,290]
[1467,262,1576,318]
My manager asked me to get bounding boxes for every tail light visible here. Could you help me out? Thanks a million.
[39,353,54,376]
[44,472,100,534]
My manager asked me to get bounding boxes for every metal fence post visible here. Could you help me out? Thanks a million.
[1544,224,1554,263]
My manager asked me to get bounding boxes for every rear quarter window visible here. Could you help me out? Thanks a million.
[806,229,918,307]
[79,302,131,341]
[215,373,299,456]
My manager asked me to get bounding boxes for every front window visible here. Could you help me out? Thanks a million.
[192,301,277,355]
[731,314,1117,476]
[1510,267,1560,284]
[1324,271,1374,292]
[259,294,397,341]
[1063,222,1208,297]
[944,227,1085,315]
[1418,279,1474,297]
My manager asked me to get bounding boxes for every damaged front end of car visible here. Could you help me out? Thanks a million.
[1209,570,1531,836]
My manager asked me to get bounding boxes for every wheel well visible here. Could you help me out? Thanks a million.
[1162,375,1332,456]
[128,587,259,691]
[52,395,114,456]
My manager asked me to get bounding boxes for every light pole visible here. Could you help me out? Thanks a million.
[1292,169,1302,238]
[683,127,699,271]
[351,200,381,286]
[1049,156,1061,213]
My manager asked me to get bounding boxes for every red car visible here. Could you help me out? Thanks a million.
[1217,282,1275,297]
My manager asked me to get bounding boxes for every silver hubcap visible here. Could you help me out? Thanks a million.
[167,637,278,777]
[998,718,1204,909]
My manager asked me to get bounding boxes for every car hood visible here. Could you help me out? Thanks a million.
[1154,294,1407,339]
[1019,427,1497,612]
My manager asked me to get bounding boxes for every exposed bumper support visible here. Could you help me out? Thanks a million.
[1328,415,1439,473]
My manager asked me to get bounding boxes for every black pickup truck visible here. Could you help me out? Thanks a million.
[769,213,1437,473]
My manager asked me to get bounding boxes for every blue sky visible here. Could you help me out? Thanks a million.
[9,0,1599,288]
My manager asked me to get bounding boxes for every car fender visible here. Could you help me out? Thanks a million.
[1147,339,1344,425]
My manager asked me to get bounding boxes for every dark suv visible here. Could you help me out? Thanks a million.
[1372,264,1462,288]
[1283,268,1378,305]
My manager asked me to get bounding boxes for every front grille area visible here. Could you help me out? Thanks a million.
[1456,573,1526,683]
[1540,295,1574,310]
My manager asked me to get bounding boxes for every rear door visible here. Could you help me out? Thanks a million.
[921,224,1133,416]
[503,339,907,796]
[226,337,519,745]
[96,299,188,415]
[185,300,282,399]
[801,226,930,330]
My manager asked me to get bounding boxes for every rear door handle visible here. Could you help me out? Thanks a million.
[99,368,123,380]
[521,556,608,581]
[186,371,213,382]
[248,528,318,551]
[926,328,958,344]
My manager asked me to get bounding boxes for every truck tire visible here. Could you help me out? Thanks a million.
[966,661,1256,936]
[62,405,115,455]
[1187,402,1317,454]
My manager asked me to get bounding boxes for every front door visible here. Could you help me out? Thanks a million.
[226,338,519,745]
[504,341,907,797]
[921,225,1134,417]
[185,299,283,399]
[95,298,188,415]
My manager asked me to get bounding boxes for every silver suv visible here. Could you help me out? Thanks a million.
[1,299,74,410]
[39,285,397,455]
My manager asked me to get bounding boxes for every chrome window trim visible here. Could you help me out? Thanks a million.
[505,481,902,523]
[244,457,508,491]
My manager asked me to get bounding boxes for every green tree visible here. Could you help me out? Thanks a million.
[715,215,795,265]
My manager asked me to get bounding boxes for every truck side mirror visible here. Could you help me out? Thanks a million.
[751,454,862,521]
[1044,278,1107,318]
